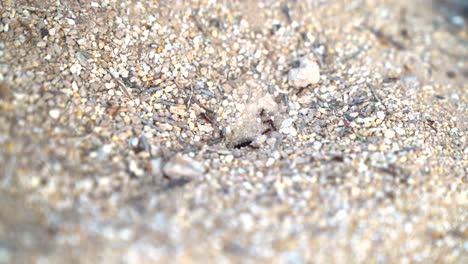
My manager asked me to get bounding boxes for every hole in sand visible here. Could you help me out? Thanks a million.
[225,93,283,149]
[232,138,254,149]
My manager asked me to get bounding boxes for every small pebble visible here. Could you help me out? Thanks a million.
[37,41,47,48]
[377,111,386,120]
[384,129,396,139]
[163,153,205,178]
[288,55,321,87]
[395,127,406,135]
[49,109,60,119]
[128,160,144,177]
[150,158,162,175]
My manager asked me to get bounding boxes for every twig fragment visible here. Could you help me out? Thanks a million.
[17,19,33,42]
[368,27,405,50]
[155,99,177,106]
[19,5,51,13]
[343,47,364,62]
[366,82,389,119]
[139,86,163,95]
[281,3,292,23]
[141,118,165,133]
[191,11,208,37]
[102,66,133,99]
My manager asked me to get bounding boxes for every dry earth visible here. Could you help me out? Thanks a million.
[0,0,467,263]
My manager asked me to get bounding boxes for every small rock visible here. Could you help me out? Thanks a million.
[266,157,275,167]
[236,103,246,113]
[281,118,295,129]
[37,41,47,48]
[384,129,396,139]
[75,51,90,66]
[450,16,464,27]
[163,153,205,178]
[222,83,233,93]
[376,111,386,120]
[224,155,234,163]
[40,28,49,38]
[67,18,76,25]
[128,135,150,153]
[70,63,82,75]
[0,83,12,100]
[251,134,267,147]
[239,213,254,231]
[150,158,162,175]
[395,127,406,135]
[98,144,112,161]
[288,55,321,87]
[280,126,298,136]
[128,159,144,177]
[128,137,139,149]
[280,118,298,135]
[49,109,60,119]
[137,135,150,153]
[118,228,134,241]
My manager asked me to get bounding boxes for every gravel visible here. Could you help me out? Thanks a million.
[0,0,466,263]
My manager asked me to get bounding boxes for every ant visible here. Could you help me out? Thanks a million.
[259,108,277,134]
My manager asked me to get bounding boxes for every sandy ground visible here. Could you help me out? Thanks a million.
[0,0,467,263]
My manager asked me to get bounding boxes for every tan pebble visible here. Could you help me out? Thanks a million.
[225,155,234,163]
[288,54,321,87]
[266,158,275,167]
[377,111,385,120]
[351,186,360,197]
[395,127,406,135]
[37,41,47,48]
[123,115,131,123]
[368,144,377,151]
[384,130,396,139]
[236,104,245,113]
[456,192,467,205]
[70,63,82,75]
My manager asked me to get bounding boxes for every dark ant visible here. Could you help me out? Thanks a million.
[199,111,225,145]
[259,108,277,134]
[263,119,277,130]
[261,128,272,135]
[199,111,212,123]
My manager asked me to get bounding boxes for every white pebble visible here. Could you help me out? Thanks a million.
[281,118,295,129]
[384,129,396,138]
[377,111,386,120]
[70,63,82,75]
[266,158,275,167]
[128,160,144,177]
[395,127,406,135]
[49,109,60,119]
[37,41,47,48]
[288,54,321,88]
